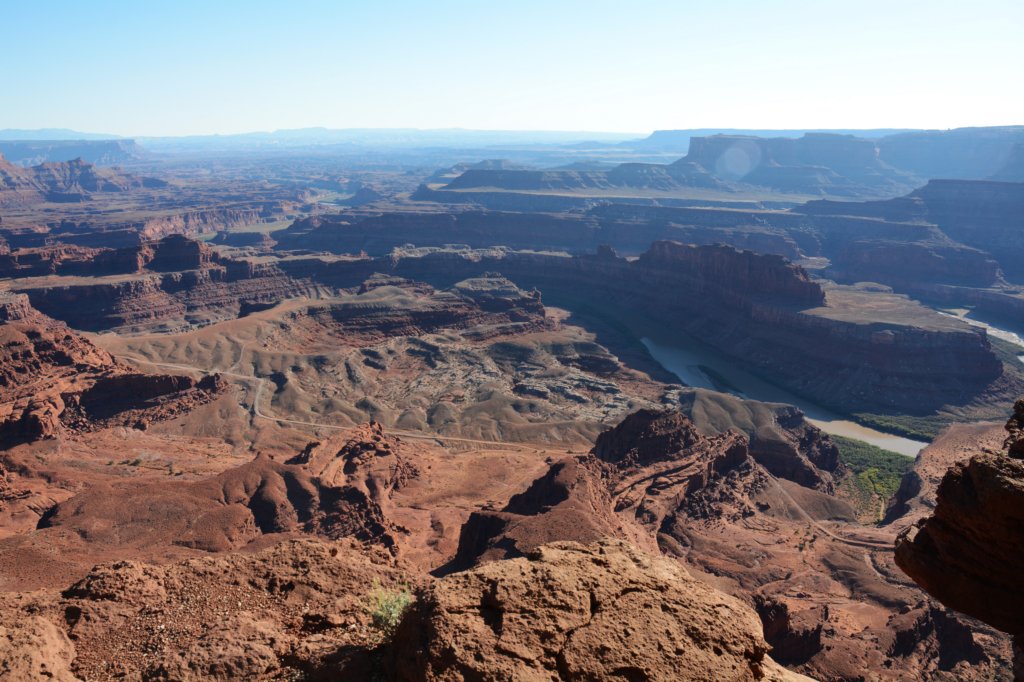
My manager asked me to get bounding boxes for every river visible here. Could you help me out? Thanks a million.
[939,309,1024,364]
[640,337,929,457]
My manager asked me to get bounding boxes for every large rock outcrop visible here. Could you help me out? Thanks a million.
[450,409,780,572]
[393,540,811,681]
[0,538,410,681]
[450,408,1006,679]
[0,615,78,681]
[895,398,1024,675]
[0,155,164,205]
[0,293,224,443]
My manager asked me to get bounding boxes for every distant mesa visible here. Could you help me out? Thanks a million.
[428,126,1024,201]
[437,133,919,198]
[991,142,1024,181]
[0,138,146,166]
[629,125,1024,182]
[626,127,920,153]
[875,125,1024,180]
[0,153,165,205]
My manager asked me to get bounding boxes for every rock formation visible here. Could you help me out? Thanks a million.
[11,235,1011,415]
[0,402,1013,679]
[36,422,415,554]
[805,179,1024,283]
[393,540,811,681]
[895,398,1024,676]
[435,133,917,198]
[14,236,325,332]
[377,243,1005,415]
[0,155,165,205]
[450,408,1006,678]
[0,292,224,443]
[0,538,410,680]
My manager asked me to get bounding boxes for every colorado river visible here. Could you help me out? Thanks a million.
[641,337,929,457]
[940,310,1024,364]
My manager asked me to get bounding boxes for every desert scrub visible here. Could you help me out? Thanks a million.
[834,435,914,522]
[367,583,414,641]
[851,413,944,441]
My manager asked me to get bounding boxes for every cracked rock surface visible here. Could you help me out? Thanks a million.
[391,539,811,681]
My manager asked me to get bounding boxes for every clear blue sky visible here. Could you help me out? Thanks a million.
[3,0,1022,136]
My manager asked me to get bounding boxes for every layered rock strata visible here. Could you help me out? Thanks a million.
[896,398,1024,676]
[0,293,224,443]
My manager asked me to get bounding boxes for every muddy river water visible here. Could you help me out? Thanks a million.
[641,337,929,457]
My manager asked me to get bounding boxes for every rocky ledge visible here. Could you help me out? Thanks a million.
[895,398,1024,676]
[392,540,810,681]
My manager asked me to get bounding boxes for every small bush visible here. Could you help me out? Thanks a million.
[367,583,414,641]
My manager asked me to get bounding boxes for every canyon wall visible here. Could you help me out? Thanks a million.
[0,293,224,443]
[10,235,1005,414]
[895,400,1024,677]
[274,206,804,259]
[302,242,1003,415]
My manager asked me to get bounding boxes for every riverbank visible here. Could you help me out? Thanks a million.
[641,336,928,457]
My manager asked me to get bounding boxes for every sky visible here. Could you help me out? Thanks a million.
[3,0,1023,136]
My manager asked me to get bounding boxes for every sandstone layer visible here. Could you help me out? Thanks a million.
[896,399,1024,676]
[393,540,812,681]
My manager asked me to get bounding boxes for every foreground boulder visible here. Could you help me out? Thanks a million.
[0,616,77,681]
[392,539,810,681]
[896,398,1024,677]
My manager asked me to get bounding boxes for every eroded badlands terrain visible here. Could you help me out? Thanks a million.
[2,127,1023,680]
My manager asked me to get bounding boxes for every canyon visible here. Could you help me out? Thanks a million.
[5,234,1014,423]
[2,124,1023,680]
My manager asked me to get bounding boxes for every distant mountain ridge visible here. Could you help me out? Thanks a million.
[436,126,1024,198]
[136,127,640,152]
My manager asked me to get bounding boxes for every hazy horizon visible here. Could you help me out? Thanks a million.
[3,124,994,142]
[4,0,1022,137]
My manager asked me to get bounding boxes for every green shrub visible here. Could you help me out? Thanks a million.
[367,584,414,641]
